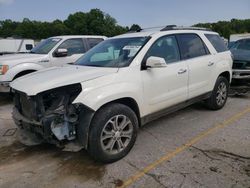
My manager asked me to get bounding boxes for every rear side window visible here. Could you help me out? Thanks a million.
[205,34,228,52]
[176,34,208,60]
[87,38,104,48]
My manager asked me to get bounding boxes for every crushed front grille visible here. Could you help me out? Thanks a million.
[15,92,37,120]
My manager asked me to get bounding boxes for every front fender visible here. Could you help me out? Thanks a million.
[5,63,44,81]
[74,82,145,117]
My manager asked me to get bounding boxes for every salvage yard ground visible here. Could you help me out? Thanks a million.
[0,93,250,188]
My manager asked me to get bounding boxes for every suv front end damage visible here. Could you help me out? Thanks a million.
[12,83,93,150]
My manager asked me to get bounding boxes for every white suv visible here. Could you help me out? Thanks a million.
[10,26,232,163]
[0,35,106,92]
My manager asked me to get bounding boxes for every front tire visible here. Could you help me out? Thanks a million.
[88,103,138,163]
[205,76,229,110]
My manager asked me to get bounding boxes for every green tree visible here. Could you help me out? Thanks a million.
[129,24,141,31]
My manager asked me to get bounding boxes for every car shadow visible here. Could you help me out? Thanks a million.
[0,142,106,182]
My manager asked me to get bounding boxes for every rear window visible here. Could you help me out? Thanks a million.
[176,34,209,60]
[205,34,228,53]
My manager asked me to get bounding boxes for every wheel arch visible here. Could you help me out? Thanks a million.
[98,97,141,125]
[13,69,37,80]
[219,71,231,83]
[78,97,141,149]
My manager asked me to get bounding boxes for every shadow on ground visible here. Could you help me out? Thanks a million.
[0,93,12,106]
[0,142,106,182]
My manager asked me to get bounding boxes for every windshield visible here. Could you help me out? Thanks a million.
[76,37,149,67]
[230,39,250,51]
[31,38,61,54]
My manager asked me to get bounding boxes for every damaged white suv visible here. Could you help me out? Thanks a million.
[10,26,233,163]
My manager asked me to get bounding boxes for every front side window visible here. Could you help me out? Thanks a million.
[205,34,228,53]
[57,38,86,56]
[176,34,208,60]
[145,35,180,64]
[76,37,149,68]
[31,38,61,54]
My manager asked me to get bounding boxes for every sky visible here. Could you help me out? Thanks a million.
[0,0,249,28]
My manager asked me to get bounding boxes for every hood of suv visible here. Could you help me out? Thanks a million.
[0,53,47,67]
[10,65,118,96]
[230,49,250,69]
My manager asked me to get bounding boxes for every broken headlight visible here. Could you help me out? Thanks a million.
[38,83,82,141]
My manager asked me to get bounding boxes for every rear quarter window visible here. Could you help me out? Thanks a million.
[205,34,228,53]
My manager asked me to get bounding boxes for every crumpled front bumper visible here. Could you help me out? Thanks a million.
[231,69,250,94]
[232,69,250,79]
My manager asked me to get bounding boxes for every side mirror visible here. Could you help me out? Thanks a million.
[146,56,167,68]
[54,48,68,57]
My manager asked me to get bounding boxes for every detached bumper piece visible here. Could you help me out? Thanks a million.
[12,84,84,147]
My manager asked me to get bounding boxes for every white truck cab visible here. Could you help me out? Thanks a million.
[0,35,107,92]
[11,26,232,163]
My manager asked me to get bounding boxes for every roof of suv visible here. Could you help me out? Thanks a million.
[113,26,218,39]
[51,35,107,40]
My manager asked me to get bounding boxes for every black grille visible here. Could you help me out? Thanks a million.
[233,61,244,69]
[233,60,250,69]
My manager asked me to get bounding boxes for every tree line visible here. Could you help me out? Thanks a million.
[0,9,133,39]
[0,8,249,40]
[194,19,250,39]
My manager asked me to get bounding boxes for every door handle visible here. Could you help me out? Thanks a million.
[178,69,187,74]
[208,62,214,66]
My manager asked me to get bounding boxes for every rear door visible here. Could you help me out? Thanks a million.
[176,34,215,99]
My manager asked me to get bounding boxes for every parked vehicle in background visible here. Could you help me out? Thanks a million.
[0,35,107,92]
[230,38,250,94]
[0,38,34,55]
[230,33,250,42]
[10,26,232,163]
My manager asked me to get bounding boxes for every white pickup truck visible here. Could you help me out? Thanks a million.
[0,35,106,92]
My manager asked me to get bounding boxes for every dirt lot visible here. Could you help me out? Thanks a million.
[0,93,250,188]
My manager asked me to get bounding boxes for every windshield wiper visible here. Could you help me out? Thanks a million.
[83,64,104,67]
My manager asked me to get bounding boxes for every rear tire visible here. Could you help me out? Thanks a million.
[205,76,229,110]
[88,103,138,163]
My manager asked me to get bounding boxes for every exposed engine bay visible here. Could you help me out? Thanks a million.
[12,84,92,150]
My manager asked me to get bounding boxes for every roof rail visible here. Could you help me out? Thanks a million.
[127,26,166,33]
[161,25,212,31]
[127,25,212,34]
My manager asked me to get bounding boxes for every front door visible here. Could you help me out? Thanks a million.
[51,38,86,66]
[142,35,188,114]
